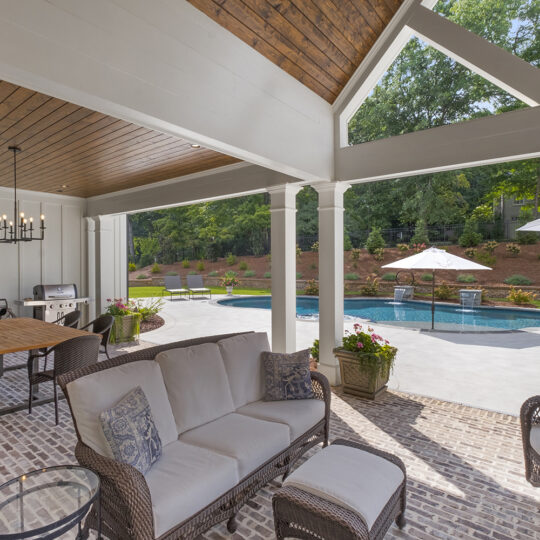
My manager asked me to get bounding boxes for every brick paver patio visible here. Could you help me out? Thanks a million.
[0,346,538,539]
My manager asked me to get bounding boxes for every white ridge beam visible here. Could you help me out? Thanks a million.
[336,107,540,183]
[408,6,540,106]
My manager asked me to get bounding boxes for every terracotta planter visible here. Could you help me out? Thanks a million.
[334,347,397,400]
[109,314,141,344]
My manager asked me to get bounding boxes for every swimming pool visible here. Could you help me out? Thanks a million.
[217,296,540,331]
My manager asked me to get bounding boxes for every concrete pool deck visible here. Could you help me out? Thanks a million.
[142,295,540,416]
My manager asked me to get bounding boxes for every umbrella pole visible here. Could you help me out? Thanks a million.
[431,270,435,330]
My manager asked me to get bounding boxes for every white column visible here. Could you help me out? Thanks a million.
[85,217,97,322]
[269,184,301,353]
[314,182,350,385]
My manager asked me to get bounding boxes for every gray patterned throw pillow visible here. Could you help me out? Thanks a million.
[262,349,313,401]
[100,386,162,474]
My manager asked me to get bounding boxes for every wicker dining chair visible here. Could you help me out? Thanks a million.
[80,314,114,360]
[53,310,81,329]
[27,334,101,425]
[521,395,540,487]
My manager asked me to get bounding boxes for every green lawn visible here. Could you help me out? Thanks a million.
[129,286,271,298]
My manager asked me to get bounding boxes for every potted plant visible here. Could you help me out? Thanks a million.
[221,272,239,295]
[333,323,397,399]
[104,298,142,343]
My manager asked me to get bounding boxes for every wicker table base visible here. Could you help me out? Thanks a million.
[272,439,407,540]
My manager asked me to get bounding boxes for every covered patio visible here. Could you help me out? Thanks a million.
[0,0,538,538]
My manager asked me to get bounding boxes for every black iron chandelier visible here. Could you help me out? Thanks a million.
[0,146,45,244]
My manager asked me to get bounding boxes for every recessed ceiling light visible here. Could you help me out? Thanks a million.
[190,144,201,149]
[61,184,68,188]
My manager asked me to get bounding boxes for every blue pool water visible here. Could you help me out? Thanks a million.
[217,296,540,331]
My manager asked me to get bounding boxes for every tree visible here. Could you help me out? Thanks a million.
[410,219,430,245]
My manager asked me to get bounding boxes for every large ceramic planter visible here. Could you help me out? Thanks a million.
[334,347,397,400]
[109,313,141,344]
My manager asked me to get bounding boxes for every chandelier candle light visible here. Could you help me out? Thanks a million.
[0,146,45,244]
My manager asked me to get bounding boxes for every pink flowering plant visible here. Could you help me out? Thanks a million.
[340,323,397,378]
[104,298,137,317]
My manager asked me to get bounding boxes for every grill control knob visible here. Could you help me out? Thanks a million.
[49,304,54,309]
[59,304,64,308]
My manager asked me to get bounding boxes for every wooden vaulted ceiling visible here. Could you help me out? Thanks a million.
[188,0,404,103]
[0,82,239,198]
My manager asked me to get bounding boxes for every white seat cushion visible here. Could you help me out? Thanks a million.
[236,399,325,441]
[283,444,404,530]
[218,333,270,408]
[179,413,290,479]
[531,426,540,454]
[156,343,235,434]
[146,441,239,537]
[66,361,177,458]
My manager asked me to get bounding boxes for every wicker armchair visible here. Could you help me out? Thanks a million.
[28,334,101,425]
[520,395,540,487]
[58,333,331,540]
[81,314,114,360]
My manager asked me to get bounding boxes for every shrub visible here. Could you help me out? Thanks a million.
[411,219,429,245]
[365,227,385,254]
[151,263,161,274]
[263,271,271,278]
[134,298,165,322]
[516,231,538,245]
[397,243,409,252]
[507,287,537,305]
[350,248,362,261]
[344,234,353,251]
[239,261,248,271]
[311,241,319,252]
[483,240,498,254]
[311,339,319,361]
[506,243,521,256]
[182,259,190,268]
[128,262,136,272]
[373,247,384,261]
[196,261,205,272]
[304,279,319,296]
[208,270,219,277]
[457,274,477,283]
[504,274,532,286]
[411,242,426,253]
[139,253,154,268]
[345,273,360,280]
[310,263,317,270]
[136,274,148,279]
[188,270,198,275]
[459,220,482,247]
[421,273,433,282]
[381,272,397,281]
[226,253,237,266]
[464,248,477,259]
[244,270,256,277]
[165,271,179,276]
[434,282,454,300]
[296,272,303,279]
[296,245,302,257]
[476,251,496,266]
[360,277,379,296]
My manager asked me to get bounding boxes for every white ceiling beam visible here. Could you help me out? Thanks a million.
[336,107,540,183]
[0,0,333,183]
[408,6,540,106]
[86,163,306,216]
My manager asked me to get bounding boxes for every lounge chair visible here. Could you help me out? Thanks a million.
[187,274,212,299]
[164,275,189,301]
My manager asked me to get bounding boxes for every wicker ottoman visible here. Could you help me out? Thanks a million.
[273,439,406,540]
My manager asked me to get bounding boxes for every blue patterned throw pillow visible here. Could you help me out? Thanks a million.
[100,386,162,474]
[262,349,313,401]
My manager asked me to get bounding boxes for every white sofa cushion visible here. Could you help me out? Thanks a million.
[156,343,235,434]
[66,361,177,457]
[179,413,290,479]
[236,399,325,441]
[284,444,404,530]
[531,425,540,454]
[146,441,239,537]
[218,333,270,408]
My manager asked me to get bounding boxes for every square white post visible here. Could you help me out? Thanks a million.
[314,182,350,385]
[269,184,301,353]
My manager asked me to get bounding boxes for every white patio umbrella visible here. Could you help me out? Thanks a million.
[382,247,491,329]
[516,219,540,232]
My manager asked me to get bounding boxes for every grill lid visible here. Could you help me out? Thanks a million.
[33,284,78,300]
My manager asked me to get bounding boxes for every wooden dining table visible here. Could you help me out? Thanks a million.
[0,317,93,415]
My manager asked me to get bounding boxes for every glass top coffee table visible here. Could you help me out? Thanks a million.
[0,465,101,539]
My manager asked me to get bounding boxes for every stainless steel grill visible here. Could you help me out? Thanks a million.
[18,284,90,323]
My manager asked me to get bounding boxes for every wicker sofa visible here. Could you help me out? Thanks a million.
[58,332,330,540]
[520,395,540,486]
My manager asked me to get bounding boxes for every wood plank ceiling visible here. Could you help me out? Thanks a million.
[188,0,404,103]
[0,81,239,198]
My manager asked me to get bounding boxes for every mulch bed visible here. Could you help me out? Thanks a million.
[140,314,165,333]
